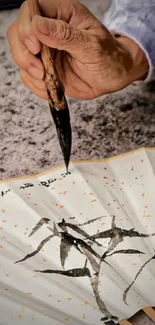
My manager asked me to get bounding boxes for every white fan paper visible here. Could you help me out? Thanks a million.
[0,148,155,325]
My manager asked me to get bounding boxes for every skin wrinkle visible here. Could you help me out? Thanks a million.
[46,19,93,49]
[57,23,82,45]
[7,0,149,100]
[61,40,129,96]
[63,54,95,98]
[70,60,107,98]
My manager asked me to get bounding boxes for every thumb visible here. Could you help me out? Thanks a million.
[32,15,91,57]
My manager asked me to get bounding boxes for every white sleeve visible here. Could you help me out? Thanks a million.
[103,0,155,82]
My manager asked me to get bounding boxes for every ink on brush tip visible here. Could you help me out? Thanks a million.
[50,104,72,173]
[27,0,72,168]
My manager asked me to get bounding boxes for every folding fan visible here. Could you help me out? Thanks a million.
[1,147,155,325]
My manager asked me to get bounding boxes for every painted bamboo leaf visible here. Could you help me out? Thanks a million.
[108,249,145,257]
[60,236,73,268]
[35,267,91,277]
[78,216,105,227]
[78,237,101,260]
[121,229,155,238]
[61,231,101,260]
[29,218,50,237]
[90,229,119,240]
[90,225,155,241]
[15,235,54,264]
[60,221,103,247]
[64,222,91,239]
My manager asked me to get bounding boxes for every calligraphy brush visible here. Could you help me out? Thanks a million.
[27,0,72,172]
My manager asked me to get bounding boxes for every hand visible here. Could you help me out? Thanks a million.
[7,0,148,100]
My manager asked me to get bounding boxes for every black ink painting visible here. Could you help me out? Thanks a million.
[15,215,155,325]
[1,148,155,324]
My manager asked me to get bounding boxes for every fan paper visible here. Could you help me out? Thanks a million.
[0,148,155,325]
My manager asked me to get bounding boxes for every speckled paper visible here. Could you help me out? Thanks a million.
[1,148,155,325]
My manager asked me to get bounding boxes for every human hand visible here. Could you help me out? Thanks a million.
[7,0,148,100]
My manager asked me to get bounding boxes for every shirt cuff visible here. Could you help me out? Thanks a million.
[103,7,155,82]
[108,26,155,83]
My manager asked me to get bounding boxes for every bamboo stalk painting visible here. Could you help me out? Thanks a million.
[1,148,155,325]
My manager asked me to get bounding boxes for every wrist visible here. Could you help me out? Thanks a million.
[116,35,149,84]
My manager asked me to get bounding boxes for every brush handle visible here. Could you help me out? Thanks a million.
[27,0,67,111]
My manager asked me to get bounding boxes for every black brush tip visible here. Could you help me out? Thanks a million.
[50,106,72,172]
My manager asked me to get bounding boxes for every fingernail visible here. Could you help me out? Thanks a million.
[28,66,44,80]
[25,38,38,54]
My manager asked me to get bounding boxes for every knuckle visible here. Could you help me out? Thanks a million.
[57,21,72,42]
[18,23,24,39]
[18,22,30,40]
[57,21,67,40]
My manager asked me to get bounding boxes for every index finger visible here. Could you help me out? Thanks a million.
[38,0,100,30]
[7,21,43,73]
[18,1,41,54]
[39,0,78,21]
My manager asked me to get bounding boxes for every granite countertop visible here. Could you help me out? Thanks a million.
[0,2,155,181]
[0,2,155,323]
[1,3,155,182]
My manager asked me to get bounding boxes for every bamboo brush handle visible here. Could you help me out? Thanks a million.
[27,0,67,111]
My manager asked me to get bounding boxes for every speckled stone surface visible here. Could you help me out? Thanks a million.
[1,2,155,182]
